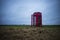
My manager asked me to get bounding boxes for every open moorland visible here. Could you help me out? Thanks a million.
[0,25,60,40]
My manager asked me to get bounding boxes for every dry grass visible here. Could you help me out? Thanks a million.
[0,26,60,40]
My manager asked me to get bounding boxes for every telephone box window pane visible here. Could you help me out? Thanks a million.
[38,16,41,26]
[34,16,36,26]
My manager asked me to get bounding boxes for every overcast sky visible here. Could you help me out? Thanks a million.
[0,0,60,25]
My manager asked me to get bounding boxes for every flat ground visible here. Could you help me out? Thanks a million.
[0,25,60,40]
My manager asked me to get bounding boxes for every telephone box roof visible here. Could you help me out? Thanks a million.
[33,12,42,16]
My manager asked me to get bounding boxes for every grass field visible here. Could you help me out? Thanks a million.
[0,25,60,40]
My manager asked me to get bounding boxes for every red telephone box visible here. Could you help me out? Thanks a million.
[31,12,42,27]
